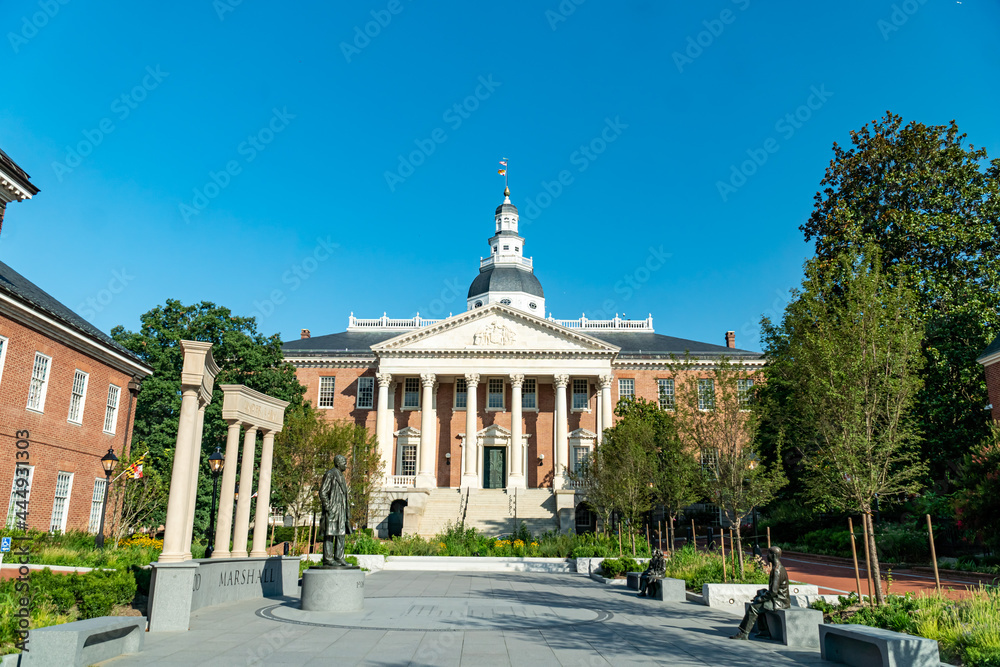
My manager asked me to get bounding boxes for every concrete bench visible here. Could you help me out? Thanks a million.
[626,571,642,590]
[650,577,686,602]
[819,624,941,667]
[20,615,146,667]
[743,603,822,648]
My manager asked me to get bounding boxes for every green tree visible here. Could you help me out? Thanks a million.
[762,247,926,604]
[111,299,305,541]
[674,357,785,577]
[598,416,655,555]
[800,112,1000,482]
[954,423,1000,551]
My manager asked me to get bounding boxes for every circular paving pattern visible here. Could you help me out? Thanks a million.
[257,597,613,632]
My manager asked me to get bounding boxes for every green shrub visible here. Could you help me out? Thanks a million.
[600,557,642,578]
[875,524,930,564]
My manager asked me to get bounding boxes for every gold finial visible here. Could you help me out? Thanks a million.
[504,185,510,197]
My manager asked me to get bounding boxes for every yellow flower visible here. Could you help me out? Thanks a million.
[439,542,446,549]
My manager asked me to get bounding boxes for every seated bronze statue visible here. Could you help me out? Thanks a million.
[730,546,790,640]
[637,549,666,598]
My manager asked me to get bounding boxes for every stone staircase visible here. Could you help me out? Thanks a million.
[416,488,463,537]
[415,488,561,538]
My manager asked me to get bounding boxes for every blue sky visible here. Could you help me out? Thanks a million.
[1,0,997,351]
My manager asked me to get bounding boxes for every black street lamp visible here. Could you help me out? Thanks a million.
[204,447,225,558]
[95,448,118,548]
[747,452,761,558]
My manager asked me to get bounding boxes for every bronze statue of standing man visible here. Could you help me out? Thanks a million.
[319,454,354,568]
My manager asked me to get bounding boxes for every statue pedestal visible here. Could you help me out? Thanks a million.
[300,568,365,612]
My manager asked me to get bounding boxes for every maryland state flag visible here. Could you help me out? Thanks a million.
[498,159,507,176]
[497,169,506,175]
[129,452,147,479]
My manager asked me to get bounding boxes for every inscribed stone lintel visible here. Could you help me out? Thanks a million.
[220,384,289,432]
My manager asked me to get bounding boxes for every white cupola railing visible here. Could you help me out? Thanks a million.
[346,312,653,332]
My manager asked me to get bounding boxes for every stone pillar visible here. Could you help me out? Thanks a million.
[509,374,525,489]
[212,420,242,558]
[415,373,437,488]
[599,374,614,444]
[461,374,480,488]
[376,373,392,477]
[250,430,276,557]
[181,403,208,560]
[159,388,201,563]
[231,426,258,558]
[553,374,570,489]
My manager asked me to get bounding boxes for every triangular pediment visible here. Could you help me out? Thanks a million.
[569,428,598,440]
[477,424,511,438]
[394,427,421,437]
[371,304,620,355]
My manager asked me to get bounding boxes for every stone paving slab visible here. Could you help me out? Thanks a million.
[101,571,833,666]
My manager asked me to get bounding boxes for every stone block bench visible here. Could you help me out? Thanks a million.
[626,572,642,590]
[651,577,686,602]
[819,624,941,667]
[743,603,822,649]
[20,615,145,667]
[703,583,818,614]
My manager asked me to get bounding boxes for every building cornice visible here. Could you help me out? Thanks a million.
[978,350,1000,367]
[284,355,376,369]
[612,357,766,371]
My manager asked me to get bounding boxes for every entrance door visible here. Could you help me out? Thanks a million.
[483,446,507,489]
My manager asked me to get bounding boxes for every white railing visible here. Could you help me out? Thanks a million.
[387,475,416,487]
[347,312,653,332]
[480,255,533,270]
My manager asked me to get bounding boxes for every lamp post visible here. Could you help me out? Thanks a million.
[204,447,225,558]
[747,452,761,557]
[95,448,118,548]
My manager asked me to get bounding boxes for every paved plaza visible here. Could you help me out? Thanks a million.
[104,571,832,666]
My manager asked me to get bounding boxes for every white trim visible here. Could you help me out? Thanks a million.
[103,384,121,434]
[67,369,89,425]
[978,350,1000,367]
[26,351,51,413]
[49,471,74,533]
[318,376,336,409]
[486,376,505,411]
[88,478,106,533]
[0,335,7,387]
[356,376,374,410]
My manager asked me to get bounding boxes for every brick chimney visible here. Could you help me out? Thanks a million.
[300,328,311,339]
[725,331,735,349]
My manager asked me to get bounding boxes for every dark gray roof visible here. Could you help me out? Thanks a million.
[979,334,1000,363]
[0,148,39,195]
[495,202,518,217]
[283,327,761,359]
[468,266,544,299]
[0,260,147,368]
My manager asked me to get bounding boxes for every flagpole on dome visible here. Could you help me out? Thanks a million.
[498,157,509,195]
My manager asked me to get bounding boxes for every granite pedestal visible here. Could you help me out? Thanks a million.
[300,567,365,612]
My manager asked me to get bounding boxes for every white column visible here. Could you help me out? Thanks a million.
[509,374,525,489]
[212,420,242,558]
[461,374,480,488]
[599,374,614,442]
[159,388,201,562]
[376,373,392,478]
[415,373,437,488]
[553,374,570,489]
[182,402,207,560]
[231,426,258,558]
[250,430,276,557]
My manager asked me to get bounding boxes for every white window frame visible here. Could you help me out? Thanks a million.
[402,378,420,410]
[67,369,89,425]
[50,471,74,533]
[454,378,467,410]
[658,378,675,410]
[618,378,635,401]
[738,378,754,410]
[698,379,715,411]
[318,377,336,409]
[103,384,121,434]
[26,352,51,413]
[487,377,504,411]
[572,445,591,476]
[6,464,34,530]
[88,478,107,533]
[356,377,374,410]
[0,335,8,387]
[572,379,589,411]
[522,378,537,410]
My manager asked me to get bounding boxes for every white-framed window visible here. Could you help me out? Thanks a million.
[618,378,635,400]
[26,352,51,412]
[400,445,417,476]
[698,379,715,410]
[67,370,89,424]
[403,378,420,409]
[88,478,106,533]
[454,378,467,409]
[318,377,336,408]
[700,448,718,470]
[5,465,34,530]
[49,471,74,533]
[103,384,121,434]
[738,379,754,409]
[658,378,675,410]
[0,335,8,387]
[488,378,504,409]
[572,446,591,476]
[572,379,589,410]
[356,377,374,409]
[522,378,537,409]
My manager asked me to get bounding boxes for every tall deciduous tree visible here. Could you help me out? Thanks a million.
[762,246,926,604]
[674,357,785,576]
[801,112,1000,482]
[111,300,305,539]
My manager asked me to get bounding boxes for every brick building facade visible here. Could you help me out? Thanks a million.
[283,188,762,536]
[979,334,1000,422]
[0,149,152,533]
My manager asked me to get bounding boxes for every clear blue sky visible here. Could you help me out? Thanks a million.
[2,0,997,351]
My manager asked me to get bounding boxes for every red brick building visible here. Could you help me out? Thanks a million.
[979,334,1000,422]
[0,150,152,533]
[283,188,762,536]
